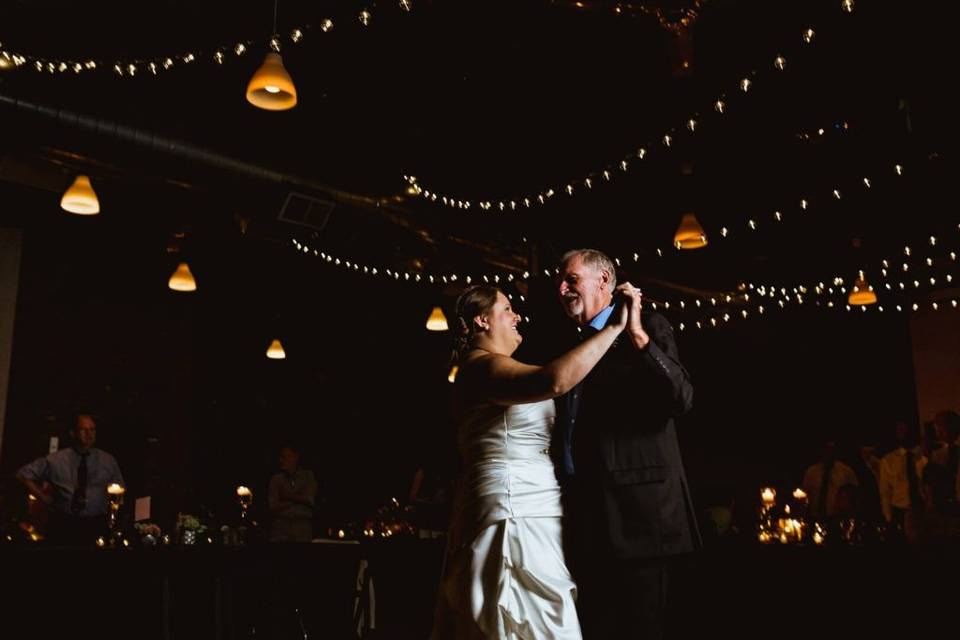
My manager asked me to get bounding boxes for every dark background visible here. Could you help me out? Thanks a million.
[0,0,954,530]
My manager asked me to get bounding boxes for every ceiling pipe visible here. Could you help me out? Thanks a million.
[0,92,379,209]
[0,91,530,273]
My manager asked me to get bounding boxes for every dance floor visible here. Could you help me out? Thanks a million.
[5,539,957,639]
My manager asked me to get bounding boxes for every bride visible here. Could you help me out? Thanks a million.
[432,284,625,639]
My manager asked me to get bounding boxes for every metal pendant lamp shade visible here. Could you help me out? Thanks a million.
[426,306,449,331]
[848,272,877,306]
[673,213,708,249]
[168,262,197,292]
[61,175,100,215]
[246,53,297,111]
[266,338,287,359]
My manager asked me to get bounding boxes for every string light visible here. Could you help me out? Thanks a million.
[405,2,854,212]
[636,155,911,258]
[796,121,850,142]
[632,0,706,34]
[751,229,960,320]
[291,237,530,288]
[0,4,412,77]
[290,236,742,317]
[555,0,707,33]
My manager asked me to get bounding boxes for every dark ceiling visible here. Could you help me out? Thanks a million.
[0,0,955,303]
[0,1,950,520]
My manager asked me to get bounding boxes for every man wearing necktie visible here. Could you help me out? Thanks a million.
[879,420,927,542]
[17,413,124,545]
[554,249,696,639]
[802,439,859,523]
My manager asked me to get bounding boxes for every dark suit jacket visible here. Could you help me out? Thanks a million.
[555,311,699,560]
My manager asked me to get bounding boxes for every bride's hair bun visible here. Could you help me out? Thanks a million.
[452,285,500,363]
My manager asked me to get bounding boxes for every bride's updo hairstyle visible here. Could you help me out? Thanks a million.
[452,284,500,363]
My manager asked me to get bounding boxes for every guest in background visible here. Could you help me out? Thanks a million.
[921,411,960,539]
[697,484,738,545]
[802,439,859,521]
[16,412,124,546]
[407,456,454,539]
[929,410,960,508]
[921,420,944,461]
[267,444,318,542]
[879,421,927,542]
[849,438,884,532]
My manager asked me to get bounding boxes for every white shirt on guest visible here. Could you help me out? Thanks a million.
[879,446,928,521]
[802,461,859,517]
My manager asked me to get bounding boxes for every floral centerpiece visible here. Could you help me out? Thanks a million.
[175,513,207,545]
[134,522,162,546]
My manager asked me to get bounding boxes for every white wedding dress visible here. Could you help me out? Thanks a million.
[432,399,581,639]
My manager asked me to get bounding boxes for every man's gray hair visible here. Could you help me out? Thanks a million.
[560,249,617,289]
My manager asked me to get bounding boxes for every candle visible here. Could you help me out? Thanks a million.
[107,483,125,496]
[761,488,776,505]
[793,488,808,501]
[790,519,803,541]
[236,486,252,497]
[785,504,791,515]
[337,529,345,539]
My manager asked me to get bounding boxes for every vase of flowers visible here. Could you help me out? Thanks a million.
[135,522,162,546]
[175,513,206,545]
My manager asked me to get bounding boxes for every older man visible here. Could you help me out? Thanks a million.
[554,248,697,639]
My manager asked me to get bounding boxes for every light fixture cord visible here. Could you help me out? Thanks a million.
[273,0,278,35]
